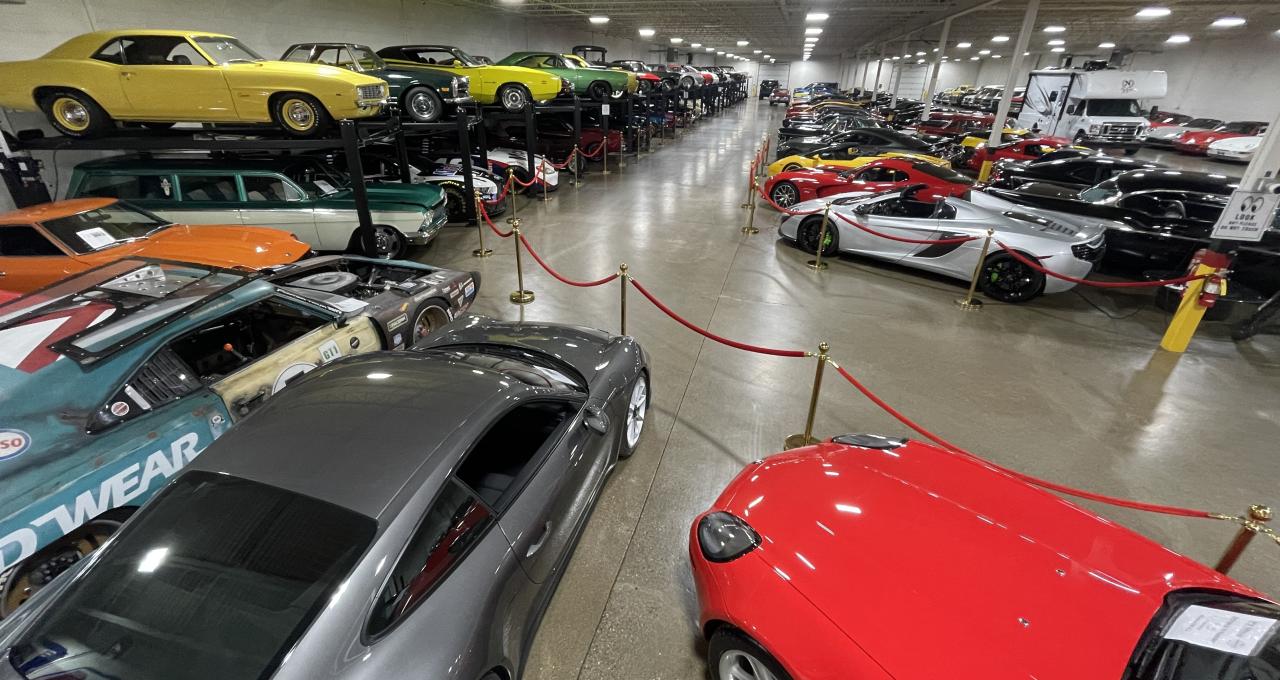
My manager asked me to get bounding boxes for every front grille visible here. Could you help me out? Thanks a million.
[1100,123,1139,138]
[1072,236,1106,262]
[357,84,385,101]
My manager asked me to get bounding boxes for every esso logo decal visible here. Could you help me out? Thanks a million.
[0,429,32,461]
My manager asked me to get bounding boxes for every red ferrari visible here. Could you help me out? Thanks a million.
[964,136,1075,171]
[762,158,972,208]
[690,434,1273,680]
[1173,121,1268,155]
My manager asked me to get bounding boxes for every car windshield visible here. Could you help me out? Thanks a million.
[1085,99,1144,117]
[40,203,172,254]
[1128,592,1280,680]
[1080,179,1122,203]
[192,36,264,64]
[911,162,975,185]
[350,45,384,70]
[1219,122,1260,134]
[8,471,375,680]
[878,131,932,150]
[1186,118,1222,128]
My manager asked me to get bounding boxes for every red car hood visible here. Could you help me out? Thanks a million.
[719,440,1257,679]
[1180,130,1240,146]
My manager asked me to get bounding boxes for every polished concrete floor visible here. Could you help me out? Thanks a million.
[418,102,1280,679]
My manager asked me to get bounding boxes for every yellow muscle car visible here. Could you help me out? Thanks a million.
[0,30,389,138]
[767,151,950,177]
[376,44,565,111]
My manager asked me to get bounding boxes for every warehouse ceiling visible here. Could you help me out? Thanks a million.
[451,0,1280,62]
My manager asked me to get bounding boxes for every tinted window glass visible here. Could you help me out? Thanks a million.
[243,175,304,202]
[180,175,240,202]
[115,36,202,66]
[367,480,492,636]
[40,203,171,254]
[911,162,975,186]
[190,37,264,64]
[455,401,574,509]
[9,471,375,680]
[92,39,125,64]
[78,174,175,201]
[1127,592,1280,680]
[0,226,62,256]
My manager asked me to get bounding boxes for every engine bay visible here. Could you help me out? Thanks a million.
[274,260,438,300]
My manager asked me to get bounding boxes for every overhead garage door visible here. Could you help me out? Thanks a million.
[894,64,929,99]
[757,63,791,89]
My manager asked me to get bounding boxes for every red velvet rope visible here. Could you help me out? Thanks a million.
[511,171,540,188]
[835,213,981,245]
[830,363,1213,518]
[490,176,513,204]
[580,142,606,159]
[476,201,513,238]
[629,278,809,358]
[518,233,620,287]
[753,182,824,216]
[549,148,578,170]
[995,241,1210,288]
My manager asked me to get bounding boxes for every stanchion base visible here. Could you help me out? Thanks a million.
[741,225,760,235]
[509,290,535,304]
[783,434,821,450]
[739,202,752,209]
[537,195,554,202]
[954,297,984,311]
[472,248,493,258]
[806,259,828,271]
[599,170,612,176]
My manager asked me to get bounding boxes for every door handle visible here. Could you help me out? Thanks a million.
[526,521,552,558]
[121,71,135,79]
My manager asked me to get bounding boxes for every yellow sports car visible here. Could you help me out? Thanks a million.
[376,44,564,111]
[958,128,1035,148]
[767,151,950,176]
[0,30,389,138]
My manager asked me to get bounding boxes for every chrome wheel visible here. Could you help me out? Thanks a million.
[407,91,439,122]
[284,99,315,131]
[771,182,798,207]
[719,651,779,680]
[500,85,529,111]
[625,376,648,449]
[51,97,89,132]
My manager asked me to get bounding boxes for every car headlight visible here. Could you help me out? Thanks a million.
[1088,125,1101,135]
[697,512,760,563]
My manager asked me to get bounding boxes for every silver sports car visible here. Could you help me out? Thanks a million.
[779,185,1111,302]
[0,317,649,680]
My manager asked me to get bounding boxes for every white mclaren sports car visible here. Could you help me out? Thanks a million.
[778,186,1112,302]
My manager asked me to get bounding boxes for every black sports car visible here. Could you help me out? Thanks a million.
[984,169,1280,294]
[779,110,880,140]
[777,127,941,160]
[987,155,1163,190]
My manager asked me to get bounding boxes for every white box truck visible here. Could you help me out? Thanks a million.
[1016,69,1168,155]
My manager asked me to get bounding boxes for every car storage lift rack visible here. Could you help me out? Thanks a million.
[2,112,485,227]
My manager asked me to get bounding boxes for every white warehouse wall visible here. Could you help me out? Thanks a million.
[1128,35,1280,121]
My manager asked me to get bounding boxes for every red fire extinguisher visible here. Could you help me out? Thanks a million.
[1198,272,1226,309]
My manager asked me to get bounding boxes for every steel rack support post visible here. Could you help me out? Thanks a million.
[980,0,1039,183]
[572,96,583,154]
[474,110,489,173]
[340,120,374,231]
[457,109,479,225]
[523,104,538,187]
[393,124,412,184]
[920,18,951,121]
[600,103,612,175]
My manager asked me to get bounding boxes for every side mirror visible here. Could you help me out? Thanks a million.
[583,404,609,435]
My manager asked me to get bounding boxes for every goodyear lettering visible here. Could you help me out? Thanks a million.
[0,433,201,572]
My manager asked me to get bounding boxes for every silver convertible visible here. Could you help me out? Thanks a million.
[0,317,649,680]
[779,185,1111,302]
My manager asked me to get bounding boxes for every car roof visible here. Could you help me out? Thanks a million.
[0,198,116,224]
[183,351,558,519]
[45,30,234,58]
[74,154,316,172]
[1113,168,1241,194]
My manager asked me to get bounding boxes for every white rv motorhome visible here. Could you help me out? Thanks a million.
[1016,69,1168,155]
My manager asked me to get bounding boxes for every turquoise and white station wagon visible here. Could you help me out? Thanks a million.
[66,155,448,258]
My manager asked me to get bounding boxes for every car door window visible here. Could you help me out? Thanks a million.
[454,401,576,511]
[515,55,550,69]
[92,39,127,64]
[0,226,62,256]
[115,36,202,66]
[366,479,493,636]
[87,347,203,433]
[167,296,330,384]
[78,174,176,201]
[164,40,210,66]
[243,175,304,202]
[179,175,241,202]
[1066,165,1100,185]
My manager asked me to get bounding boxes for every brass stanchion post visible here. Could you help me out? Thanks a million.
[741,176,760,234]
[540,158,550,202]
[1215,505,1273,574]
[569,146,581,187]
[601,140,611,176]
[955,229,994,310]
[740,157,755,209]
[506,168,518,221]
[807,203,832,270]
[784,342,829,450]
[471,191,492,258]
[619,263,628,335]
[508,219,534,305]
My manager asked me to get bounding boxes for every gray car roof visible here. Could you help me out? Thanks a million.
[184,351,541,519]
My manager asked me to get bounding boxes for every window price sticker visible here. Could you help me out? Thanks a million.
[1163,605,1279,656]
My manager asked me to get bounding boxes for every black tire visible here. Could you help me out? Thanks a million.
[411,299,453,343]
[618,371,649,459]
[588,81,611,102]
[350,224,408,259]
[797,216,838,256]
[497,84,531,112]
[783,162,803,172]
[979,251,1046,303]
[270,93,332,138]
[39,89,112,138]
[1123,147,1140,156]
[680,76,695,90]
[769,181,800,207]
[1232,294,1280,341]
[707,628,793,680]
[440,182,468,221]
[402,86,445,123]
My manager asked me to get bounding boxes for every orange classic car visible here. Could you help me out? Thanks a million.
[0,198,308,292]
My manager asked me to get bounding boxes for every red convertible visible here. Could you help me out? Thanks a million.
[762,158,972,208]
[1174,121,1269,155]
[964,136,1076,171]
[690,434,1273,680]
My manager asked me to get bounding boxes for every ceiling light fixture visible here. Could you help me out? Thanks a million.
[737,40,749,46]
[1047,39,1065,45]
[1098,41,1116,48]
[588,16,608,24]
[770,58,776,63]
[992,35,1010,42]
[717,50,725,55]
[705,47,715,52]
[932,48,939,52]
[690,43,702,48]
[916,51,925,56]
[956,41,972,48]
[1023,51,1031,56]
[916,58,925,63]
[806,12,828,21]
[670,37,683,44]
[1136,6,1171,18]
[892,55,900,60]
[1165,33,1191,43]
[1043,25,1066,33]
[992,54,1002,59]
[1050,46,1066,52]
[805,37,820,43]
[970,56,980,60]
[764,54,771,58]
[978,48,991,54]
[753,49,762,54]
[1211,16,1246,28]
[805,27,823,35]
[638,28,655,37]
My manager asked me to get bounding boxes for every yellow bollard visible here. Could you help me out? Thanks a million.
[977,160,995,184]
[807,204,833,271]
[508,219,534,305]
[784,342,830,449]
[1160,256,1228,353]
[471,191,492,258]
[1215,505,1273,574]
[956,230,994,310]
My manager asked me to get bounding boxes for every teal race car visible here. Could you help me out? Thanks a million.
[0,255,479,616]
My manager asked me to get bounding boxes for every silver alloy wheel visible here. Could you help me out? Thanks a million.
[625,377,647,449]
[719,650,779,680]
[58,101,89,127]
[408,91,439,121]
[501,86,528,111]
[772,183,798,206]
[287,101,314,128]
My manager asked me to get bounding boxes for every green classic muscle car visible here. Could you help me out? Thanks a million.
[497,51,636,101]
[282,43,472,123]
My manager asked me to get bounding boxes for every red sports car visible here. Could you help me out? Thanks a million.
[1174,121,1269,155]
[690,434,1273,680]
[762,158,972,208]
[964,136,1077,171]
